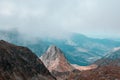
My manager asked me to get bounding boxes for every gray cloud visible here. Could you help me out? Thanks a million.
[0,0,120,38]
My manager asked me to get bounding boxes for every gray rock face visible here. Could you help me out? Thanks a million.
[42,46,61,63]
[0,40,56,80]
[40,45,74,72]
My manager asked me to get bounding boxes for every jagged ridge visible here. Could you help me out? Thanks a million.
[40,45,74,72]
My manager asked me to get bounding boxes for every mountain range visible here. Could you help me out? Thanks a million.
[0,30,120,66]
[95,47,120,66]
[0,39,120,80]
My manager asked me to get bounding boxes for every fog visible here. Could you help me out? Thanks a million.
[0,0,120,38]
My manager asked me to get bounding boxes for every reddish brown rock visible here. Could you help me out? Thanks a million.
[68,65,120,80]
[40,45,74,72]
[0,40,56,80]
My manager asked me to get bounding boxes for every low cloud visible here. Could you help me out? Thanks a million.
[0,0,120,38]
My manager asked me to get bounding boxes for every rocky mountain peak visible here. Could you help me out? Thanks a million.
[46,45,63,59]
[47,45,60,53]
[40,45,74,72]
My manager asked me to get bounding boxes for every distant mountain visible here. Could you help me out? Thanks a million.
[40,45,74,72]
[95,47,120,66]
[44,33,120,66]
[66,47,120,80]
[0,40,56,80]
[1,30,120,66]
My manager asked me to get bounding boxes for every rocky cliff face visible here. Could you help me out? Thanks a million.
[40,45,74,73]
[0,40,56,80]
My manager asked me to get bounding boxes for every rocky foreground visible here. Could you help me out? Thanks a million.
[0,40,56,80]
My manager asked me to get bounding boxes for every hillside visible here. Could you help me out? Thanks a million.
[0,40,56,80]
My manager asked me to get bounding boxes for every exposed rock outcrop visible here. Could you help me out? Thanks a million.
[40,45,74,72]
[0,40,56,80]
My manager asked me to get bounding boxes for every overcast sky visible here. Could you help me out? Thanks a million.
[0,0,120,38]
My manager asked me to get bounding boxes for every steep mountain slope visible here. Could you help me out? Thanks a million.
[95,47,120,66]
[0,40,56,80]
[40,45,74,72]
[69,66,120,80]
